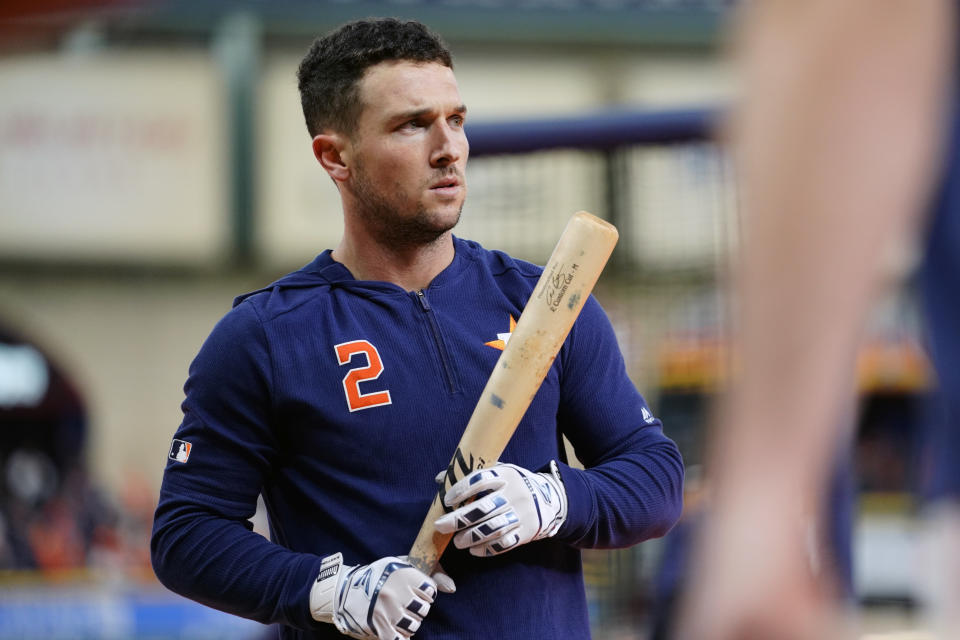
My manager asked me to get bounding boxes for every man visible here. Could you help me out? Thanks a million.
[678,2,958,638]
[151,18,683,640]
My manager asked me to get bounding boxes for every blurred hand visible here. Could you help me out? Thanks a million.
[676,496,853,640]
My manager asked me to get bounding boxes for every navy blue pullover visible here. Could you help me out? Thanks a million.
[151,238,683,639]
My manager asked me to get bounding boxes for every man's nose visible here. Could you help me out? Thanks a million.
[430,123,467,167]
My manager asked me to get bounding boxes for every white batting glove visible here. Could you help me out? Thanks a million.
[310,552,455,639]
[434,460,568,557]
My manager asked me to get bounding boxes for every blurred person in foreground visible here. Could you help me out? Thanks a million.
[678,1,959,639]
[151,18,683,640]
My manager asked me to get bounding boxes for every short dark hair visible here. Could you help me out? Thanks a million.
[297,18,453,138]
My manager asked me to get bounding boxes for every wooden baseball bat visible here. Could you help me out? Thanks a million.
[407,211,619,573]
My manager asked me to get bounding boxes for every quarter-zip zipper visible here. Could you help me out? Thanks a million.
[416,290,459,394]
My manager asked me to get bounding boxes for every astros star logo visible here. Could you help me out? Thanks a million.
[484,315,517,351]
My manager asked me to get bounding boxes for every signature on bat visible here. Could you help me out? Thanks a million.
[543,263,579,312]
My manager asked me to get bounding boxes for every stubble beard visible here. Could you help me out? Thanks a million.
[351,159,464,250]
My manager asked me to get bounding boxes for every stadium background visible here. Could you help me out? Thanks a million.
[0,1,931,637]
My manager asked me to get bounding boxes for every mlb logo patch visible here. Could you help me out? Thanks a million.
[169,439,192,463]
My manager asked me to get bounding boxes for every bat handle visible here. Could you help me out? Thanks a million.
[407,494,452,574]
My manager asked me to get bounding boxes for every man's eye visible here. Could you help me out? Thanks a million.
[449,116,464,128]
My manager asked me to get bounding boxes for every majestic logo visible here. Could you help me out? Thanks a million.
[641,407,656,424]
[484,315,517,351]
[169,439,192,463]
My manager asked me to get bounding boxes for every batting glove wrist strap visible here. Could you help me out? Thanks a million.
[540,460,569,539]
[435,459,569,557]
[310,552,343,625]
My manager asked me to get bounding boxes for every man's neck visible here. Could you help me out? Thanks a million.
[331,232,455,292]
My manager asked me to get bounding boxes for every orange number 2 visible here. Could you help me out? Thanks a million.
[334,340,393,412]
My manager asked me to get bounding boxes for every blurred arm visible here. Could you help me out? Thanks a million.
[716,0,954,510]
[680,3,955,638]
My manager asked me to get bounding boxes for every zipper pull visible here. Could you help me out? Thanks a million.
[416,289,431,311]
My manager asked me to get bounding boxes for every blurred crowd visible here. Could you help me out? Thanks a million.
[0,321,153,580]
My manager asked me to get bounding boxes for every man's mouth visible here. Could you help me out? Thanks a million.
[430,177,460,190]
[430,176,463,197]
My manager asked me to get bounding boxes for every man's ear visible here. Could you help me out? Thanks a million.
[312,133,350,182]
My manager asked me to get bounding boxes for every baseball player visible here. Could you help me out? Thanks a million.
[151,18,683,640]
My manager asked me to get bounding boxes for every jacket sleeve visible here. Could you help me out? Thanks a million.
[551,295,684,548]
[150,300,325,631]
